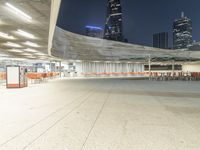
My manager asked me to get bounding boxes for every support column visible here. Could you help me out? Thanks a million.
[172,59,175,77]
[50,61,52,72]
[59,61,62,77]
[148,55,151,80]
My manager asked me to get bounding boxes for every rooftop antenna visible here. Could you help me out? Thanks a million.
[181,11,184,18]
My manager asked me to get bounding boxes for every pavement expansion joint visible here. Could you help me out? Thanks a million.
[80,87,113,150]
[0,88,96,149]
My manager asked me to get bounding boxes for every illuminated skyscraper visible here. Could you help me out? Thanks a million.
[104,0,124,42]
[173,12,192,49]
[85,26,103,38]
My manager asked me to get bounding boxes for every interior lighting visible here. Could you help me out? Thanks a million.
[0,32,15,39]
[0,54,9,57]
[24,41,40,47]
[34,52,46,56]
[23,48,38,53]
[6,3,32,21]
[17,29,35,39]
[8,49,23,53]
[4,42,22,48]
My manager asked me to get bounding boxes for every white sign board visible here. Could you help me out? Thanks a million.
[7,66,20,88]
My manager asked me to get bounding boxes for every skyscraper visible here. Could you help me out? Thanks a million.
[153,32,168,49]
[104,0,124,42]
[85,26,103,38]
[173,12,192,49]
[188,41,200,51]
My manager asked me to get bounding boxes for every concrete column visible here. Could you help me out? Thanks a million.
[172,60,175,77]
[59,61,62,77]
[148,56,151,80]
[50,61,52,72]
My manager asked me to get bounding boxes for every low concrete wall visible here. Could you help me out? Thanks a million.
[75,62,145,77]
[182,64,200,72]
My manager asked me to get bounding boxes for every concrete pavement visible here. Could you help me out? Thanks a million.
[0,78,200,150]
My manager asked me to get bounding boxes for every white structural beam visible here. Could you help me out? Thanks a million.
[48,0,62,55]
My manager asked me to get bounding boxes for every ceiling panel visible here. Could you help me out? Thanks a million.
[0,0,52,60]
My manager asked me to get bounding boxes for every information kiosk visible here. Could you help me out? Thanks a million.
[6,66,28,88]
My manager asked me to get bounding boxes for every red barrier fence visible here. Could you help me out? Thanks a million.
[26,72,60,83]
[81,72,149,77]
[0,72,60,82]
[0,72,6,80]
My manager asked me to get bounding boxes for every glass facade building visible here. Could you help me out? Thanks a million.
[173,12,192,49]
[104,0,124,42]
[153,32,168,49]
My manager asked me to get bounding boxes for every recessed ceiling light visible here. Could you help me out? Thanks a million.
[17,29,35,39]
[6,3,32,21]
[24,41,40,47]
[23,48,38,53]
[8,49,23,53]
[4,42,22,48]
[0,53,9,57]
[34,52,46,56]
[0,32,16,39]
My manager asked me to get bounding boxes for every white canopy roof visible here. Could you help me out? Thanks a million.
[52,27,200,62]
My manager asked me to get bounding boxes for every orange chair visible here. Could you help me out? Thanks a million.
[26,73,42,83]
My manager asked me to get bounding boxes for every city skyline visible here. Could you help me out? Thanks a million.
[173,12,193,49]
[57,0,200,47]
[153,32,168,49]
[104,0,124,42]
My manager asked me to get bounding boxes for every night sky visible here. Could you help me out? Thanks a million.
[57,0,200,47]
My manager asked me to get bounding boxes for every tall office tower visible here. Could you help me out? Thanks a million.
[85,26,103,38]
[153,32,168,49]
[188,41,200,51]
[104,0,124,42]
[173,12,192,49]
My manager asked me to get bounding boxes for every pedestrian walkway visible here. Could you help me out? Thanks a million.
[0,78,200,150]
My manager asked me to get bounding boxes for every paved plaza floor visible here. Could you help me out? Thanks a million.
[0,78,200,150]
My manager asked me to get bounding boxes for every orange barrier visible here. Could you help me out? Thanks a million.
[26,73,42,80]
[81,72,147,76]
[26,72,60,83]
[0,72,6,80]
